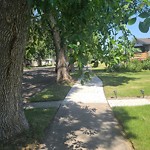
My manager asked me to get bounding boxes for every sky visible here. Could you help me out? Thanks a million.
[127,17,150,39]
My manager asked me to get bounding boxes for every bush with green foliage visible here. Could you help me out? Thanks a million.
[108,58,150,72]
[106,60,142,72]
[126,59,143,72]
[142,57,150,70]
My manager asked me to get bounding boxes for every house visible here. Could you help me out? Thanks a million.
[134,38,150,60]
[31,58,55,67]
[135,38,150,52]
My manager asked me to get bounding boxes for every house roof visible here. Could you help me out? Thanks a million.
[134,38,150,48]
[136,38,150,46]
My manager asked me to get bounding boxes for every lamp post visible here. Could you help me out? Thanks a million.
[140,89,144,98]
[113,90,117,99]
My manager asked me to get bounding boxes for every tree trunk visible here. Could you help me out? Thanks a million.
[57,47,72,83]
[37,56,42,66]
[50,24,60,73]
[0,0,29,141]
[68,63,75,72]
[48,13,72,82]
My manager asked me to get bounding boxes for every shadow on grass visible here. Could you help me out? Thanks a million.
[22,67,78,102]
[0,108,57,150]
[93,69,138,87]
[42,102,135,149]
[29,84,72,102]
[113,107,137,140]
[22,67,56,99]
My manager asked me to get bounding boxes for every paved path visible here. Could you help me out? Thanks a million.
[24,101,62,109]
[23,67,150,108]
[24,98,150,109]
[41,76,133,150]
[108,99,150,107]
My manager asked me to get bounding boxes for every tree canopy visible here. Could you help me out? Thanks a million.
[28,0,150,71]
[29,0,150,67]
[25,15,54,65]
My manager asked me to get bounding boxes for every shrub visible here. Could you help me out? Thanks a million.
[107,57,150,72]
[142,57,150,70]
[107,59,143,72]
[126,59,143,72]
[110,63,126,72]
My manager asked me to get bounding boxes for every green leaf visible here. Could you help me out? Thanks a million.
[139,21,149,33]
[139,12,150,18]
[144,18,150,27]
[128,17,136,25]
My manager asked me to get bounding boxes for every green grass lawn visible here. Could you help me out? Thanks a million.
[113,105,150,150]
[25,108,57,141]
[29,72,79,102]
[93,68,150,99]
[0,108,57,150]
[29,83,72,102]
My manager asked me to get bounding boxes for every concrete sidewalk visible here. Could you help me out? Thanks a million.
[24,101,62,109]
[41,76,133,150]
[108,99,150,107]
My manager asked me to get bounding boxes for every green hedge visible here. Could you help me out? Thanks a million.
[109,57,150,72]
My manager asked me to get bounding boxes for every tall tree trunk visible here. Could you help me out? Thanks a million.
[57,47,72,82]
[37,56,42,66]
[50,23,60,73]
[0,0,29,141]
[48,13,72,82]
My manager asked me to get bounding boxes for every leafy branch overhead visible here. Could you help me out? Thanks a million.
[26,0,150,74]
[128,1,150,33]
[139,11,150,33]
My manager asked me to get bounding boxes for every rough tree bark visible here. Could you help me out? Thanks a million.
[49,13,72,82]
[0,0,29,141]
[57,47,72,82]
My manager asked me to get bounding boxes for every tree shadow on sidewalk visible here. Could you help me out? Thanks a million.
[43,102,136,150]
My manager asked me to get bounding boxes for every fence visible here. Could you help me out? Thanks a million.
[133,52,149,60]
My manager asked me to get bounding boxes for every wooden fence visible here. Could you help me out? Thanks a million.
[133,52,149,60]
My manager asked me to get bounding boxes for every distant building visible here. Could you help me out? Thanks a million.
[134,38,150,60]
[31,58,55,67]
[135,38,150,53]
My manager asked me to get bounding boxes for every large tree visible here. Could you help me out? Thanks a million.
[0,0,29,140]
[31,0,150,82]
[47,12,72,82]
[0,0,149,142]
